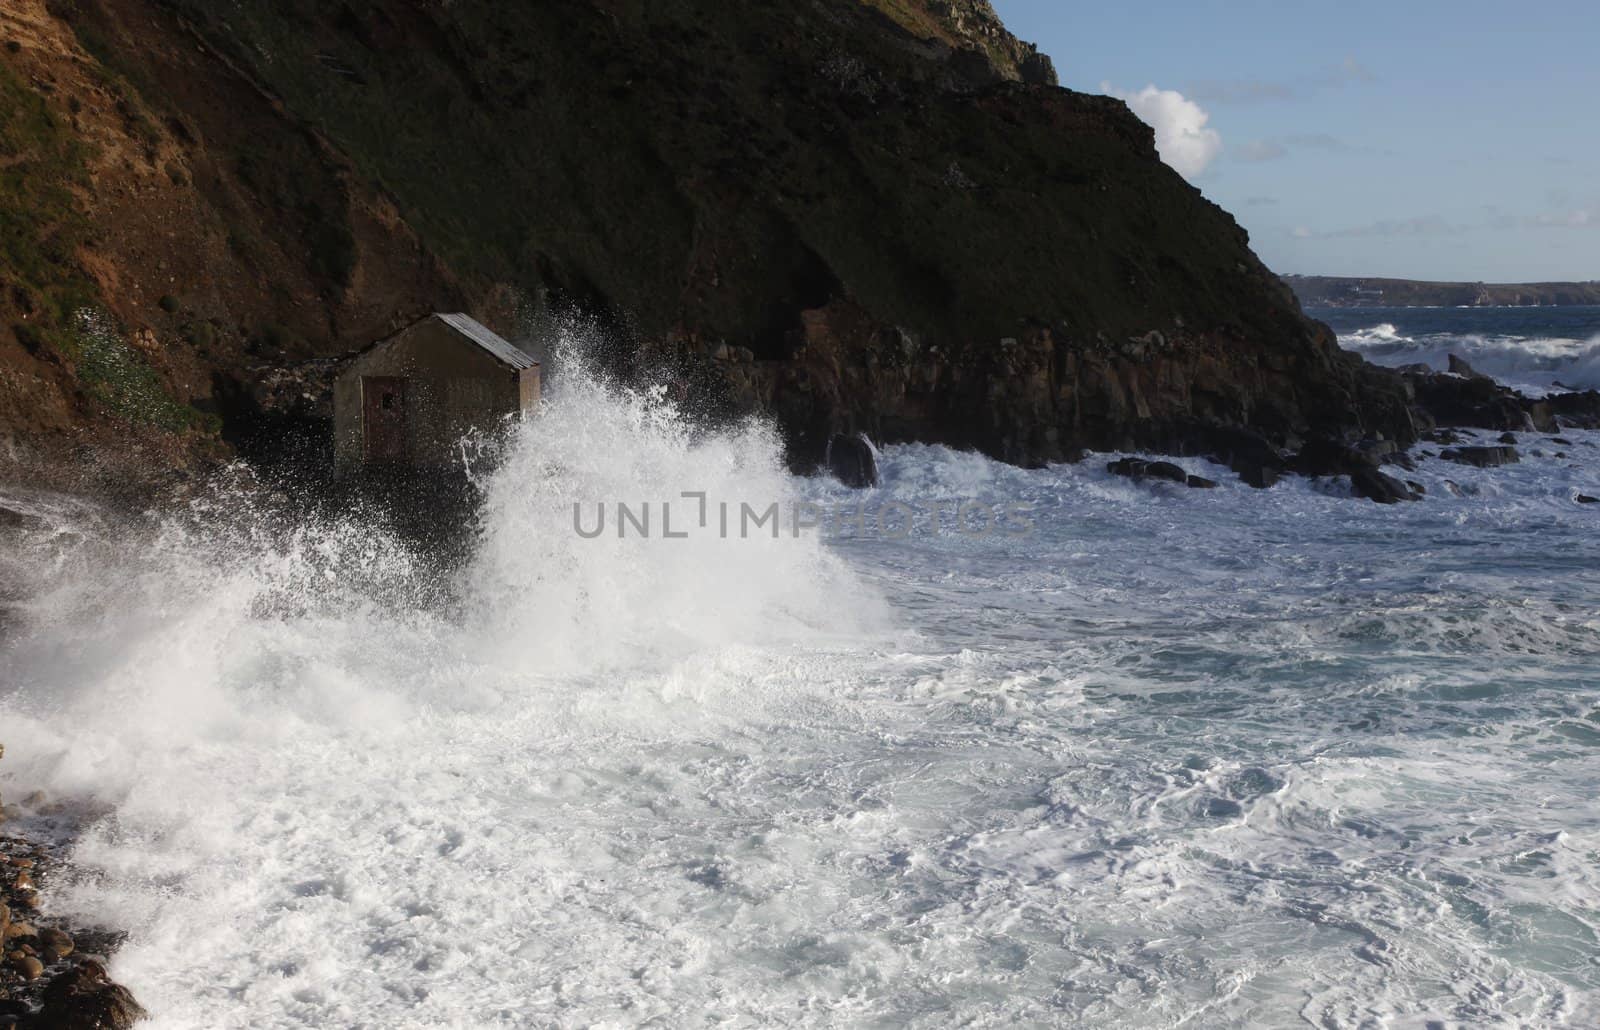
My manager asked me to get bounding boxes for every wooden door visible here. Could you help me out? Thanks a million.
[362,376,407,462]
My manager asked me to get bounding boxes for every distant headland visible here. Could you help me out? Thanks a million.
[1286,275,1600,308]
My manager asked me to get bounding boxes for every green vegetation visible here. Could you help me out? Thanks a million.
[51,309,213,433]
[1,64,205,432]
[182,320,218,350]
[859,0,956,41]
[858,0,1016,72]
[61,11,168,154]
[0,61,95,325]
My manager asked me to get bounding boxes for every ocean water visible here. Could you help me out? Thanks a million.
[1316,304,1600,397]
[2,335,1599,1027]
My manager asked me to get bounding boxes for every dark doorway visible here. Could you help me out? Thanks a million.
[362,376,408,462]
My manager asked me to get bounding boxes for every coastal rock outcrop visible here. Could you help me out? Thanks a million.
[1401,358,1600,439]
[34,960,146,1030]
[0,746,144,1030]
[1404,367,1534,432]
[1106,458,1219,489]
[3,0,1416,492]
[1440,446,1520,468]
[826,434,880,489]
[1349,467,1421,504]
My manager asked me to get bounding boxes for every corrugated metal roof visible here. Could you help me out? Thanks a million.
[435,313,537,370]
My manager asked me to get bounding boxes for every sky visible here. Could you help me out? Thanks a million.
[991,0,1600,283]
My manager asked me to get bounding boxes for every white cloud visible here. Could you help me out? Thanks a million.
[1531,209,1596,229]
[1102,82,1223,180]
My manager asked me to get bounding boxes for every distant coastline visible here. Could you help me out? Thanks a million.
[1286,275,1600,309]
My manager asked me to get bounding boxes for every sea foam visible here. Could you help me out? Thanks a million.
[2,359,1598,1026]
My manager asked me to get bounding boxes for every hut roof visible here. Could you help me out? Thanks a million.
[433,313,537,370]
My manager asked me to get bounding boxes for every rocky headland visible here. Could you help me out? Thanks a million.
[1287,275,1600,309]
[3,0,1434,500]
[7,0,1595,506]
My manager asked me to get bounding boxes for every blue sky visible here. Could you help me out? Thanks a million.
[992,0,1599,282]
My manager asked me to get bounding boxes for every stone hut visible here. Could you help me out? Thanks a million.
[333,313,540,468]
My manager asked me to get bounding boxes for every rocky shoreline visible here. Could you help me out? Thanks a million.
[1088,353,1600,503]
[0,751,145,1030]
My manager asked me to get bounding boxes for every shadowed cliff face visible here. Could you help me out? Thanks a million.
[1,0,1413,491]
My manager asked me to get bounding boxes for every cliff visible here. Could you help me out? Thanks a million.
[1,0,1415,496]
[1288,275,1600,309]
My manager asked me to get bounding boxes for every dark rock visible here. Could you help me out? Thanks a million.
[1498,432,1518,444]
[1551,436,1574,445]
[1406,368,1534,431]
[1359,439,1398,460]
[1293,437,1378,477]
[1440,446,1520,468]
[1406,480,1426,496]
[1237,464,1280,489]
[1523,399,1556,433]
[1350,468,1419,504]
[35,961,147,1030]
[825,433,878,489]
[38,929,73,962]
[1540,391,1600,429]
[1578,495,1598,505]
[1106,457,1148,479]
[1448,354,1489,379]
[1017,50,1057,86]
[1422,429,1464,445]
[1236,464,1280,489]
[9,955,42,981]
[1106,458,1190,485]
[1204,428,1284,490]
[1144,461,1188,484]
[1185,475,1219,489]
